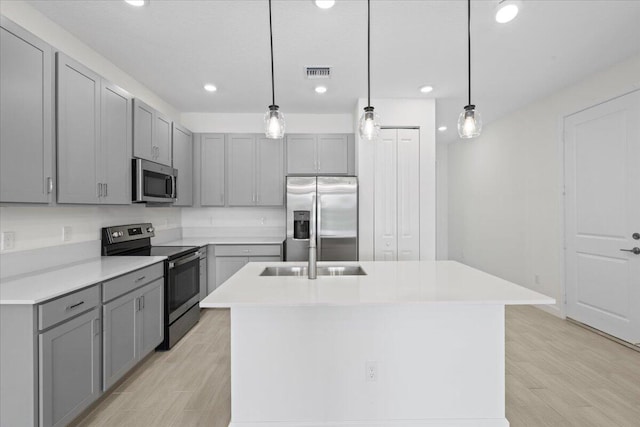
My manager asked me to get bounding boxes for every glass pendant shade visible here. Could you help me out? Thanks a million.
[264,105,285,139]
[359,107,380,141]
[457,105,482,139]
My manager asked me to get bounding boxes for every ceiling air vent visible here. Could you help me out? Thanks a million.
[305,66,331,79]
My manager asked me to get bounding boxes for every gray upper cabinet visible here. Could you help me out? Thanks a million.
[56,53,101,204]
[133,98,172,167]
[286,134,354,175]
[227,134,284,207]
[200,133,226,206]
[227,134,256,206]
[0,17,54,204]
[172,124,193,206]
[39,307,101,427]
[57,53,132,205]
[101,83,132,205]
[256,136,284,206]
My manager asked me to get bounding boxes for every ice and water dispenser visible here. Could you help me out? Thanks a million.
[293,210,310,240]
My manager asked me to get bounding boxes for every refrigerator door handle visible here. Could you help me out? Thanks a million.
[316,193,321,257]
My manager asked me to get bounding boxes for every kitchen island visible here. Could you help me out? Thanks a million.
[201,260,554,427]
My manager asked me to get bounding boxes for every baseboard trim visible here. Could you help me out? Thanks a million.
[566,318,640,353]
[229,418,510,427]
[534,303,562,318]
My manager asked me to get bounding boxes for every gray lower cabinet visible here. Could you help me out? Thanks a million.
[57,53,132,204]
[199,247,208,300]
[227,134,284,207]
[39,308,101,427]
[200,134,226,206]
[214,244,282,288]
[103,277,164,391]
[133,99,172,167]
[285,134,354,176]
[172,124,194,206]
[0,17,54,204]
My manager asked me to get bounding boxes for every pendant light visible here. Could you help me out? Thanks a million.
[358,0,380,141]
[264,0,285,139]
[457,0,482,139]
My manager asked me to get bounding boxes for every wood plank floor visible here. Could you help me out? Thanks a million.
[73,306,640,427]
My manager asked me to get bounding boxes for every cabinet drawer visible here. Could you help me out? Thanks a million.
[102,262,164,303]
[39,285,100,331]
[215,244,281,257]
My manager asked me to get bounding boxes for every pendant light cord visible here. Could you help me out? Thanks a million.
[367,0,371,108]
[467,0,471,106]
[269,0,275,106]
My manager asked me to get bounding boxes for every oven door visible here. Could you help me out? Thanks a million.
[167,251,200,324]
[133,158,177,203]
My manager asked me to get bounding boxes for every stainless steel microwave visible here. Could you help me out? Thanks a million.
[132,158,177,203]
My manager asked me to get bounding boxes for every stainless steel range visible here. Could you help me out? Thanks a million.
[101,223,200,350]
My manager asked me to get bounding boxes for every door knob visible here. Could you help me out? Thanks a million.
[620,247,640,255]
[633,233,640,240]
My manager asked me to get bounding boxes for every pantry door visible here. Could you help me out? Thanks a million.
[564,90,640,345]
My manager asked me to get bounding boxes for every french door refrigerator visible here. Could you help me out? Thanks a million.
[285,176,358,261]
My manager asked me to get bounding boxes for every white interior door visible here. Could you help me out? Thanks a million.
[374,129,397,261]
[397,129,420,260]
[564,90,640,345]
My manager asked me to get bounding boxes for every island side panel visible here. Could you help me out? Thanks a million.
[229,304,507,427]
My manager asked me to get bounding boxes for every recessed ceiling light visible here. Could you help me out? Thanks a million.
[419,85,433,94]
[315,0,335,9]
[495,1,519,23]
[204,84,217,92]
[124,0,147,7]
[315,86,327,94]
[438,126,448,132]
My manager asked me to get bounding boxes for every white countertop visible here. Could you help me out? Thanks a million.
[0,256,166,305]
[162,237,285,247]
[201,260,555,307]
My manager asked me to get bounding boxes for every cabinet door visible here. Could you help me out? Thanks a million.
[39,308,101,427]
[0,18,53,203]
[103,292,137,390]
[396,129,420,260]
[56,53,101,204]
[227,134,256,206]
[138,279,164,358]
[155,113,172,166]
[215,257,248,287]
[286,134,317,175]
[133,98,155,161]
[101,82,132,205]
[172,124,193,206]
[201,134,226,206]
[256,136,284,206]
[374,129,398,261]
[317,134,349,175]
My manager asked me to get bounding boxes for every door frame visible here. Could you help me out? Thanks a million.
[560,89,640,320]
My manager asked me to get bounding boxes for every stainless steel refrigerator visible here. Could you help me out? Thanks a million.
[285,176,358,261]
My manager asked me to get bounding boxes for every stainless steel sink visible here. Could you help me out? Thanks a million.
[260,265,367,277]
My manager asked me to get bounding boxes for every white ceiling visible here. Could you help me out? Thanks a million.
[27,0,640,141]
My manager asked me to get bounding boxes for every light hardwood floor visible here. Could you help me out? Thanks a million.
[74,306,640,427]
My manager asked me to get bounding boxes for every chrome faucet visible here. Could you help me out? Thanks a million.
[308,195,317,279]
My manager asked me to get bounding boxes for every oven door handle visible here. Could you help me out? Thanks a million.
[169,252,200,269]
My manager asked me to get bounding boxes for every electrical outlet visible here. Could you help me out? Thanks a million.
[260,217,266,225]
[365,361,378,382]
[62,226,72,242]
[1,231,15,251]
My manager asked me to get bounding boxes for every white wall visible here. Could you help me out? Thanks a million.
[436,140,448,260]
[356,99,437,261]
[0,1,179,119]
[0,206,180,253]
[448,55,640,315]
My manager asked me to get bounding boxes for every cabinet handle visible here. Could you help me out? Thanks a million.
[135,275,146,283]
[140,295,145,310]
[97,183,102,197]
[66,301,85,311]
[136,297,141,312]
[104,183,108,197]
[93,318,101,336]
[47,177,53,194]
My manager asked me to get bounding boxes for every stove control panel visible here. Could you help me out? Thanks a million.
[102,223,155,244]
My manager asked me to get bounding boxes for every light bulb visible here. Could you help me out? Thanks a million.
[315,0,335,9]
[457,105,482,139]
[264,105,285,139]
[495,1,519,23]
[359,106,380,140]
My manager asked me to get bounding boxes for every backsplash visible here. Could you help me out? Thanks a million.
[181,207,285,236]
[0,205,181,253]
